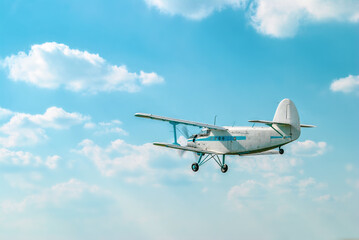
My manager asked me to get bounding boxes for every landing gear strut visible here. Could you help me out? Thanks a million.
[279,147,284,155]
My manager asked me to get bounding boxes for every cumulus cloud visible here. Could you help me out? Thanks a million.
[0,106,88,147]
[249,0,359,37]
[85,120,128,136]
[145,0,359,37]
[0,148,60,169]
[2,42,164,93]
[45,155,61,169]
[330,74,359,95]
[289,140,327,157]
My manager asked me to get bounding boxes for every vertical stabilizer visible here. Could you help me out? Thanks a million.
[273,99,301,140]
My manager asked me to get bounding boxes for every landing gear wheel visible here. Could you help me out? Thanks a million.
[221,164,228,173]
[279,148,284,154]
[191,163,199,172]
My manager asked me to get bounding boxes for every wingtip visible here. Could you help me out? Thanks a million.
[300,124,316,128]
[134,113,150,118]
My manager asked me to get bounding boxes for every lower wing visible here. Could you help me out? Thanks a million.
[154,142,280,156]
[153,142,223,155]
[239,150,280,156]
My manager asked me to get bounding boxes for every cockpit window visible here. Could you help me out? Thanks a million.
[190,129,210,138]
[198,129,210,137]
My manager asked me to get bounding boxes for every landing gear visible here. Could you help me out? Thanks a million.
[191,163,199,172]
[190,153,229,173]
[221,164,228,173]
[279,147,284,154]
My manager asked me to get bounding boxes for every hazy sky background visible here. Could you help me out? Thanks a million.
[0,0,358,239]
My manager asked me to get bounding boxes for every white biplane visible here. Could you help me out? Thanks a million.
[135,99,315,173]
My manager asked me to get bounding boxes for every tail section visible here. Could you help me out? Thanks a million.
[272,99,301,140]
[248,99,314,141]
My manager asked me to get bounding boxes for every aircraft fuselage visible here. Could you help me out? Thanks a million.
[187,126,296,155]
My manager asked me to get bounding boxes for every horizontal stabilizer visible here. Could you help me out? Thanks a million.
[153,142,223,155]
[248,120,291,126]
[135,113,226,130]
[300,124,316,128]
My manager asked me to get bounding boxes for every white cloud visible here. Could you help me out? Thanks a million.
[330,74,359,95]
[0,106,88,147]
[0,107,13,119]
[145,0,359,37]
[289,140,327,157]
[45,155,61,169]
[0,148,60,169]
[1,179,100,212]
[86,120,128,136]
[28,107,88,129]
[2,42,164,93]
[249,0,359,37]
[145,0,247,20]
[139,71,165,85]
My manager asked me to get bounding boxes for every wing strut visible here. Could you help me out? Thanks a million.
[170,122,179,145]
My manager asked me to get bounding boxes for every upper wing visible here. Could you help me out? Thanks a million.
[135,113,226,130]
[153,142,224,155]
[248,120,291,126]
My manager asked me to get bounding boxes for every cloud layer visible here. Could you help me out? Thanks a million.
[145,0,359,37]
[330,74,359,95]
[2,42,164,93]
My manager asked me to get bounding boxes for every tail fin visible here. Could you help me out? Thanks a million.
[272,99,301,140]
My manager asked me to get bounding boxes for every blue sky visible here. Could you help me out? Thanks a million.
[0,0,358,239]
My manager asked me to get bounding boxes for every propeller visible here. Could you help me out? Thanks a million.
[178,126,198,159]
[182,126,189,139]
[177,126,190,157]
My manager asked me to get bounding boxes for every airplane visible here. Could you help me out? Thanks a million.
[135,99,315,173]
